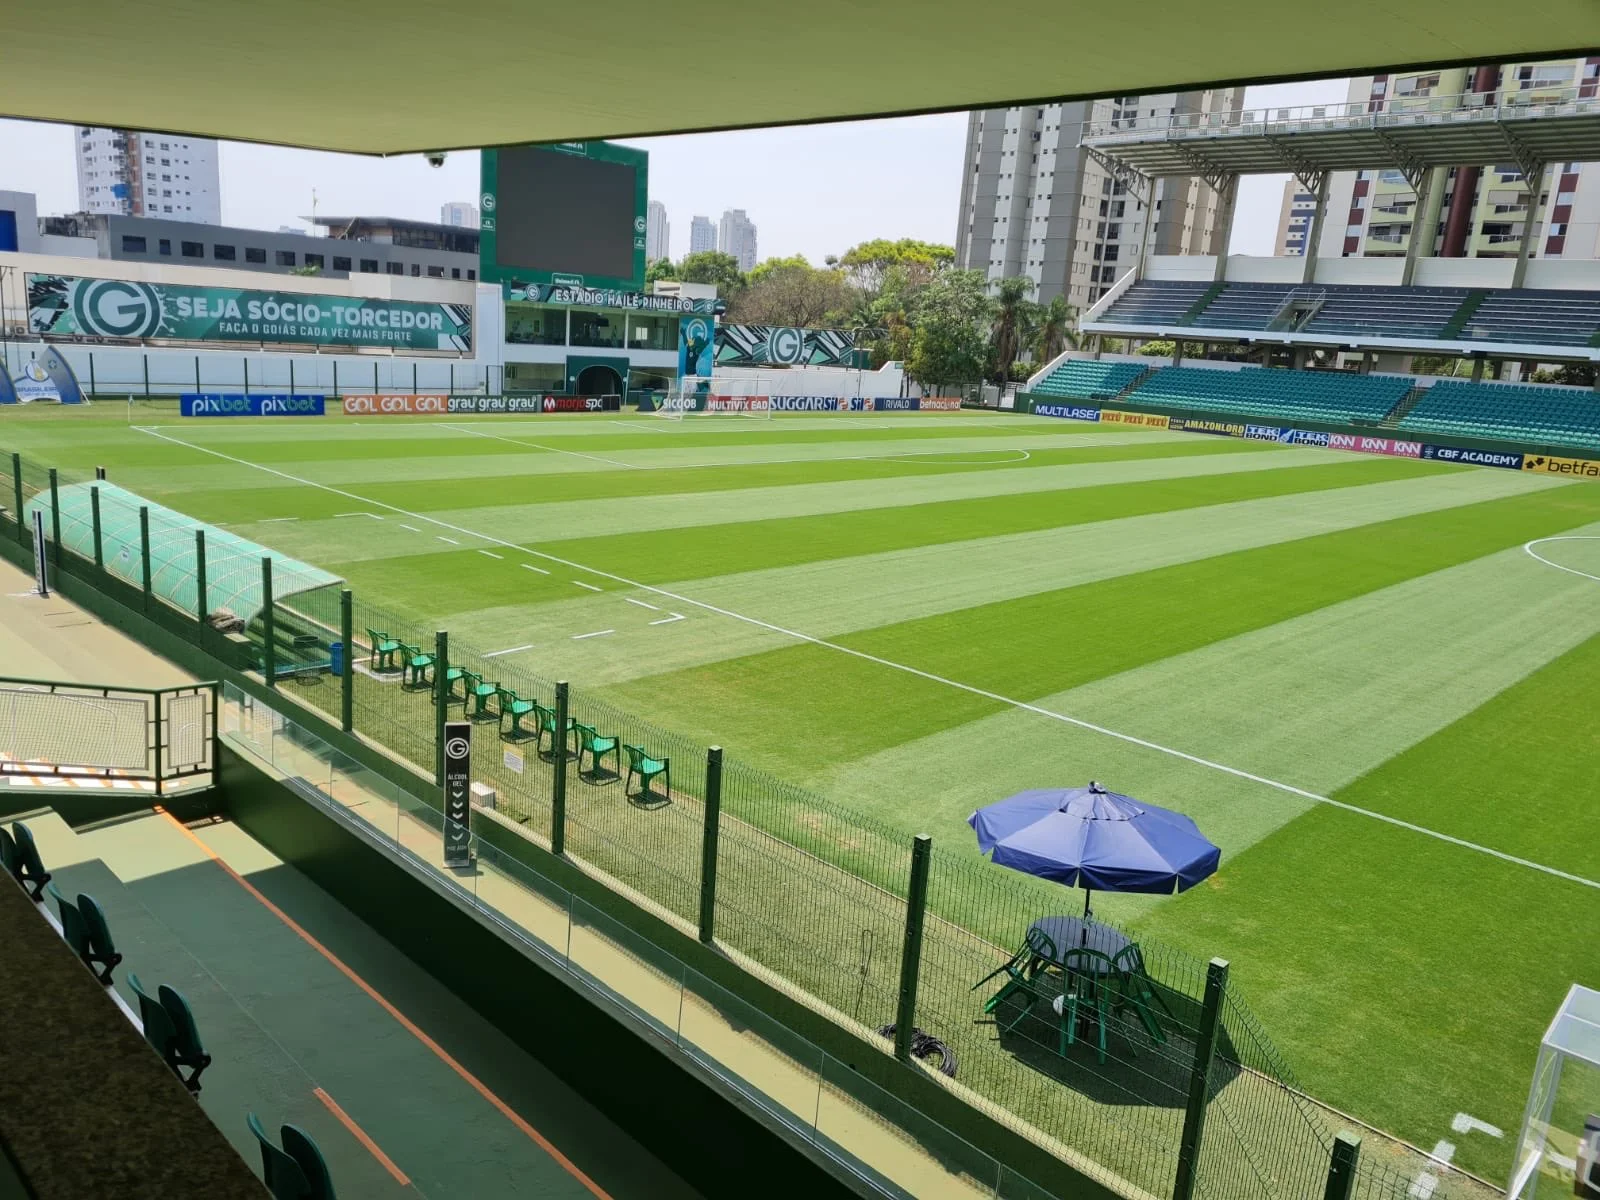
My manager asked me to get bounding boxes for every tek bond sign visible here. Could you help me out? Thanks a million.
[180,393,326,417]
[27,274,473,351]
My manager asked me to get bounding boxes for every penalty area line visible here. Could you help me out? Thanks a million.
[130,424,1599,894]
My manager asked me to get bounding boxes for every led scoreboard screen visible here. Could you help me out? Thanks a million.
[480,142,647,292]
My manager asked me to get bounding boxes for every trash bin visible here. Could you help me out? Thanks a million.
[329,641,343,677]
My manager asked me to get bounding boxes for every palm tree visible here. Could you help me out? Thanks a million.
[1032,296,1080,364]
[987,276,1036,385]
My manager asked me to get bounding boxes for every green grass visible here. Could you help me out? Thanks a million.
[5,408,1597,1194]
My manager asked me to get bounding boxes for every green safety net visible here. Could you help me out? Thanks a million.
[25,482,342,624]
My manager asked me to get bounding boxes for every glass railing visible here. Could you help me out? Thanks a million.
[219,682,1056,1200]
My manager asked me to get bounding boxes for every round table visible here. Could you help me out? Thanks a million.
[1028,916,1131,971]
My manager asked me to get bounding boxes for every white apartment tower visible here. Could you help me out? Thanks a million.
[688,215,717,256]
[75,128,221,224]
[1274,182,1319,256]
[1317,58,1600,261]
[440,201,479,228]
[646,200,670,261]
[955,90,1243,307]
[718,209,758,272]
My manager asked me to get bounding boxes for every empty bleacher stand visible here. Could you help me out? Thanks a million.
[1127,366,1415,426]
[1193,283,1294,331]
[1031,358,1150,400]
[1094,280,1210,326]
[1457,290,1600,348]
[1301,287,1467,341]
[1398,380,1600,449]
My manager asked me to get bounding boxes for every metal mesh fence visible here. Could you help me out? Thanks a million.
[0,683,151,772]
[0,442,1486,1200]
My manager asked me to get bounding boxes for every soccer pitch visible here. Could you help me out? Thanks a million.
[8,407,1599,1184]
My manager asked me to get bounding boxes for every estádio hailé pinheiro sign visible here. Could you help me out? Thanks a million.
[26,274,473,351]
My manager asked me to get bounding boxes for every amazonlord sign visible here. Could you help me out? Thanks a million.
[27,275,473,351]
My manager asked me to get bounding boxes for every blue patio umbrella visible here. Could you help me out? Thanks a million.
[968,781,1220,921]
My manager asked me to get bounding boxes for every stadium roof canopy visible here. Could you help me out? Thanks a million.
[1,2,1596,155]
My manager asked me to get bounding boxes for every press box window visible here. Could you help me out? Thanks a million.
[360,259,378,273]
[213,244,236,261]
[333,256,352,272]
[181,241,203,258]
[276,250,296,267]
[120,235,147,253]
[245,247,266,263]
[303,254,324,270]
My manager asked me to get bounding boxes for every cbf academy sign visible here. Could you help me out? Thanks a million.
[27,275,473,352]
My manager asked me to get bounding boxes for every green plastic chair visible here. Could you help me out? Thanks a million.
[401,644,435,690]
[1060,948,1118,1062]
[572,722,619,779]
[496,687,537,741]
[363,628,402,672]
[533,701,574,760]
[622,743,671,802]
[247,1112,313,1200]
[158,983,212,1094]
[128,973,180,1079]
[76,892,123,985]
[974,926,1059,1019]
[10,821,51,901]
[281,1124,337,1200]
[463,671,499,719]
[444,665,468,705]
[1112,943,1174,1045]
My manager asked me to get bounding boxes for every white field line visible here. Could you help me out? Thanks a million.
[483,644,533,658]
[133,425,1600,892]
[572,629,614,640]
[573,581,602,592]
[399,524,421,532]
[1525,535,1600,583]
[649,613,686,625]
[260,516,299,523]
[478,550,503,559]
[623,597,660,610]
[519,563,550,576]
[434,422,642,470]
[436,536,459,545]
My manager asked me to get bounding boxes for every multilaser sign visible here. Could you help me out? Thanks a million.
[26,274,473,352]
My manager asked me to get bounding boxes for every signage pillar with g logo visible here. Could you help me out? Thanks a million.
[443,721,473,867]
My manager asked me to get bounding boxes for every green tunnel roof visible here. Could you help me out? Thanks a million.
[27,482,342,625]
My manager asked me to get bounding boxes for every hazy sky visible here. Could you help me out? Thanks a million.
[0,78,1351,263]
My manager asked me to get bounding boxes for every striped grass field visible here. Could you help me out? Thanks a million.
[6,406,1599,1188]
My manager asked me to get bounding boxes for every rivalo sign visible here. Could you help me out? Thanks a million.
[28,274,472,352]
[181,393,326,417]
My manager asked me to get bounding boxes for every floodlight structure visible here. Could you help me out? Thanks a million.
[1510,984,1600,1198]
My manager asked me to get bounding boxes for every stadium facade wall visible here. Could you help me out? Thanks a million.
[1144,252,1600,292]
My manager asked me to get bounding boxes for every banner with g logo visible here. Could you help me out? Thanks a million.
[73,279,164,339]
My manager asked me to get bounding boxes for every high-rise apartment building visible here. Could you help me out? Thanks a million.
[646,200,670,261]
[1274,183,1319,256]
[955,89,1242,307]
[718,209,758,272]
[440,201,479,228]
[75,128,221,224]
[689,215,717,256]
[1318,58,1600,261]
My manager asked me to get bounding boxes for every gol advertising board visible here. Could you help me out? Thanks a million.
[180,393,326,417]
[28,274,472,351]
[342,393,450,415]
[1421,444,1525,470]
[341,393,622,415]
[1100,409,1170,430]
[1521,453,1600,480]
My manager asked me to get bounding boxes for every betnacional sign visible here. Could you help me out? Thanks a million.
[28,275,473,351]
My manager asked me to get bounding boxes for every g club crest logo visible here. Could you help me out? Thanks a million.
[446,735,471,759]
[480,192,495,212]
[72,279,164,339]
[634,216,647,234]
[767,327,805,365]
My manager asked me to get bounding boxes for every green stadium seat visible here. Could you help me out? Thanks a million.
[10,821,51,902]
[46,883,92,966]
[0,826,20,886]
[623,744,671,804]
[157,983,212,1094]
[281,1124,337,1200]
[128,974,181,1081]
[1399,380,1600,449]
[75,892,123,985]
[572,722,619,780]
[495,687,536,742]
[248,1112,314,1200]
[444,665,467,705]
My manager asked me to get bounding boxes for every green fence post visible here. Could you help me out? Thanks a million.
[47,469,61,567]
[374,361,379,393]
[88,353,96,398]
[433,631,448,786]
[893,834,933,1061]
[11,453,23,546]
[551,681,569,855]
[289,358,295,396]
[194,356,201,394]
[340,589,354,733]
[697,746,723,943]
[243,357,249,397]
[261,556,276,688]
[449,361,455,394]
[89,485,103,569]
[1323,1132,1360,1200]
[333,358,339,397]
[153,688,164,798]
[194,529,208,624]
[210,682,221,780]
[412,361,418,393]
[139,507,152,610]
[1173,958,1230,1200]
[142,356,150,398]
